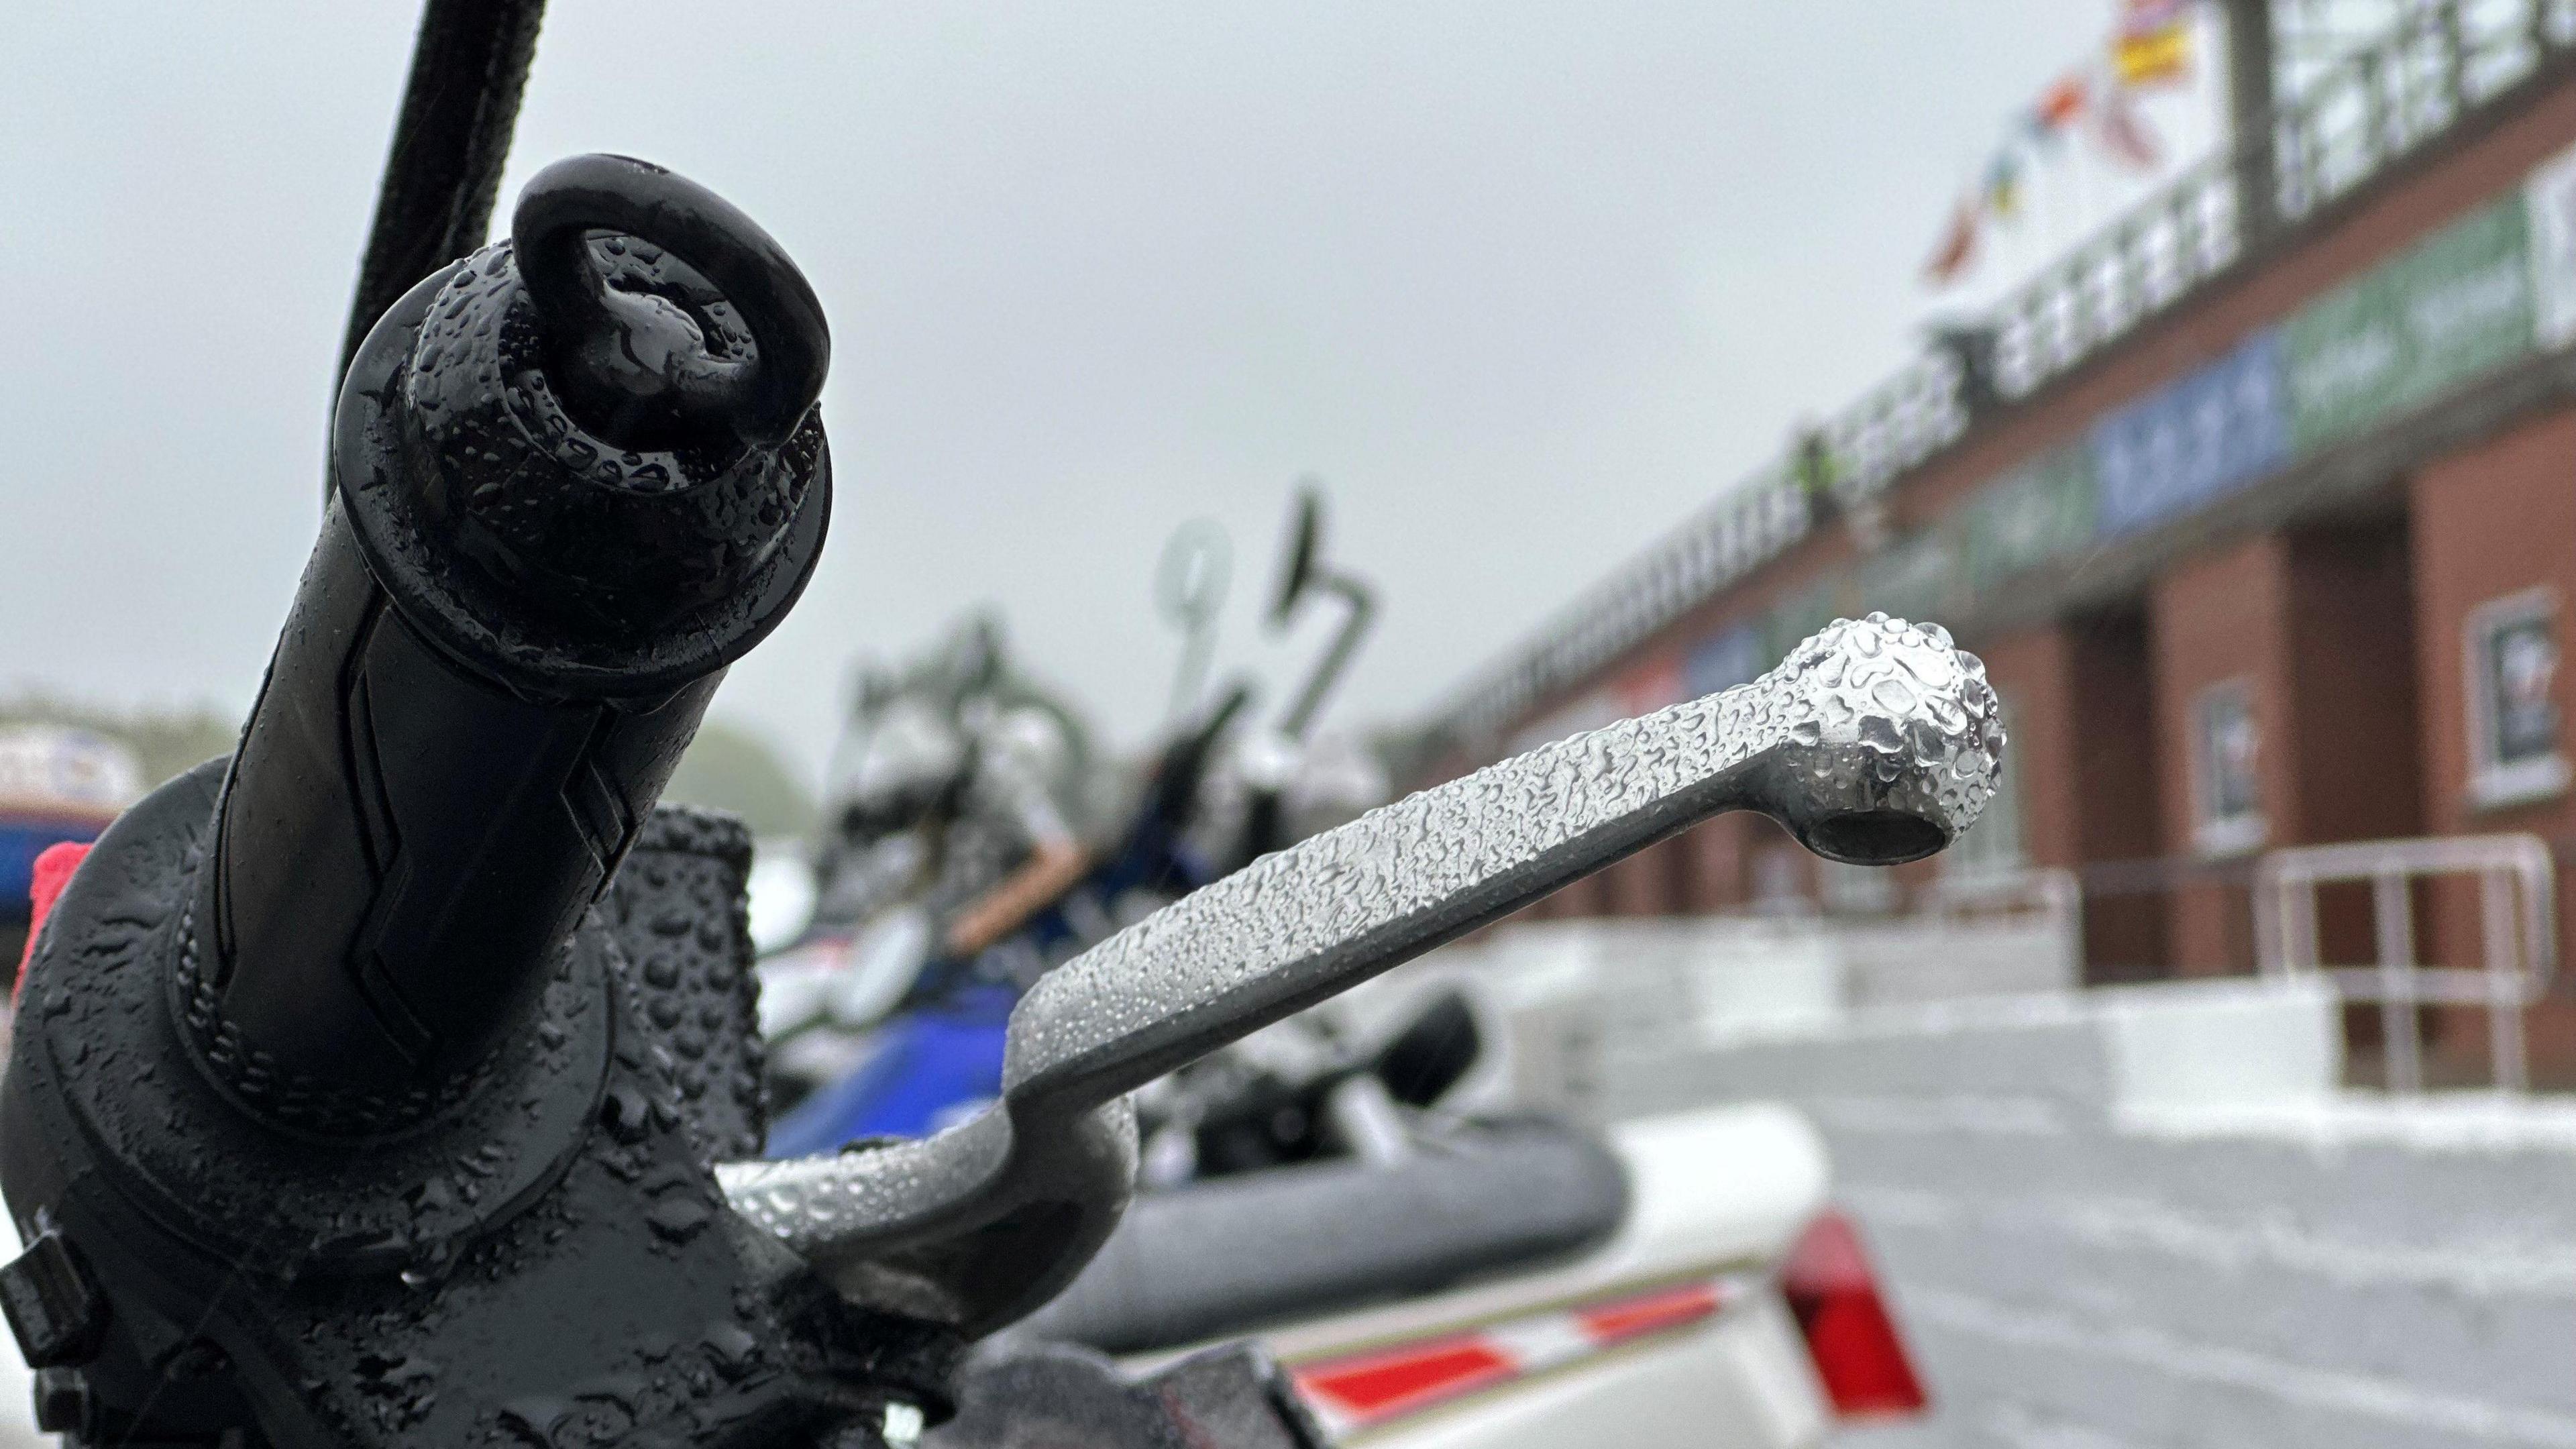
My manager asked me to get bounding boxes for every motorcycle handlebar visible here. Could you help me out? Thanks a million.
[201,154,832,1128]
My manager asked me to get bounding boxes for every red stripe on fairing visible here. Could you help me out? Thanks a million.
[1574,1281,1723,1342]
[1291,1278,1727,1428]
[1297,1341,1516,1420]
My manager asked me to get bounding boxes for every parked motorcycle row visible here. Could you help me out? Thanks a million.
[740,486,1943,1448]
[0,8,2004,1447]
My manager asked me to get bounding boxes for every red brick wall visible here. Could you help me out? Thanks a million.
[2284,523,2426,846]
[2287,523,2431,973]
[1424,74,2576,1000]
[2147,522,2429,976]
[2151,538,2290,973]
[1676,815,1761,913]
[2069,615,2170,981]
[1976,629,2085,867]
[1601,844,1679,918]
[2065,615,2165,869]
[1980,617,2169,980]
[2410,405,2576,1077]
[1465,74,2576,760]
[2413,408,2576,841]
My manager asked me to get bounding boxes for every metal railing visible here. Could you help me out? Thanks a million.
[1999,0,2576,394]
[2253,833,2558,1091]
[1420,0,2576,762]
[1924,864,2085,936]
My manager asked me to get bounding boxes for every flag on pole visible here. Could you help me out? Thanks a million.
[1985,150,2024,220]
[1924,198,1980,284]
[2096,84,2163,168]
[1925,2,2195,288]
[2114,0,2194,87]
[2032,73,2090,139]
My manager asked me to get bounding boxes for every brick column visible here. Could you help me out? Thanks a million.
[1601,842,1681,918]
[2412,406,2576,1083]
[1674,816,1758,914]
[2153,538,2292,975]
[2149,524,2423,977]
[1977,617,2168,981]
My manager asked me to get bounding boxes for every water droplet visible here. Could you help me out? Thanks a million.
[599,1084,653,1144]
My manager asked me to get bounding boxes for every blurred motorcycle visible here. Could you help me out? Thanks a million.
[987,985,1931,1449]
[757,612,1109,1126]
[760,488,1383,1148]
[759,488,1938,1448]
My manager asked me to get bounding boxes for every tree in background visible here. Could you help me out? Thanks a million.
[0,694,818,842]
[661,716,820,841]
[0,694,239,790]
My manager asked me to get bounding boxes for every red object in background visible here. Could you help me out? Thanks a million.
[1780,1208,1930,1419]
[1572,1279,1721,1342]
[1298,1340,1517,1424]
[2098,88,2165,170]
[1615,652,1688,718]
[1924,199,1979,284]
[15,841,92,1005]
[2035,72,2089,130]
[1293,1277,1726,1431]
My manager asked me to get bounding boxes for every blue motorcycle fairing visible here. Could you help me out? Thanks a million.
[765,984,1016,1153]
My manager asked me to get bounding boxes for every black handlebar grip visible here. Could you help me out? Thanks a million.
[198,156,831,1130]
[515,153,829,449]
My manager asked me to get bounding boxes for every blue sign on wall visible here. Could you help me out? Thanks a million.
[1685,623,1766,696]
[2090,329,2290,539]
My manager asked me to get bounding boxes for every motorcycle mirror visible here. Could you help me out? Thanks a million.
[1267,485,1324,627]
[951,611,1008,700]
[721,613,2004,1336]
[1263,482,1377,741]
[1155,520,1233,723]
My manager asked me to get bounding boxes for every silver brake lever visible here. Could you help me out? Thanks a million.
[720,614,2002,1334]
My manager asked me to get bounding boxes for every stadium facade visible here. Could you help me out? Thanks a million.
[1413,4,2576,1081]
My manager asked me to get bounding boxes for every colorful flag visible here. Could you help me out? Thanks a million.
[2114,0,2194,87]
[1925,199,1980,285]
[1986,150,2024,220]
[2033,73,2090,138]
[2096,85,2163,168]
[1926,3,2192,286]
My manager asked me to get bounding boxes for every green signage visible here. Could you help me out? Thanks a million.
[1963,445,2096,598]
[1766,573,1847,663]
[1856,529,1962,627]
[2283,195,2534,451]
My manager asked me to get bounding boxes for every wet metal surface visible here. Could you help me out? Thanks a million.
[723,613,2002,1328]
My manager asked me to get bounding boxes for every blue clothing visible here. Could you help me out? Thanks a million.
[765,985,1016,1153]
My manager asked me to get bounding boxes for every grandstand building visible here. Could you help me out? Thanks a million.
[1413,2,2576,1083]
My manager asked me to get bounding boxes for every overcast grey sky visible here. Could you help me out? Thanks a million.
[1,3,2224,780]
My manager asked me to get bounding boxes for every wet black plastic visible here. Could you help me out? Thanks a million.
[207,152,830,1123]
[930,1342,1328,1449]
[337,0,547,378]
[514,153,828,450]
[1017,1120,1629,1355]
[0,156,937,1448]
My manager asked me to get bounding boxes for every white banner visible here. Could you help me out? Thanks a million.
[2523,140,2576,347]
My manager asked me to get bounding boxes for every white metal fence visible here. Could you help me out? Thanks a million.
[2253,833,2558,1091]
